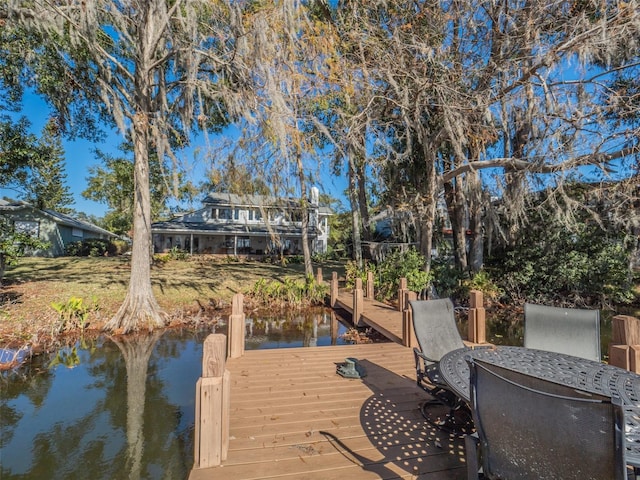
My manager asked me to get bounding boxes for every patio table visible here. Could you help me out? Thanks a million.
[440,345,640,468]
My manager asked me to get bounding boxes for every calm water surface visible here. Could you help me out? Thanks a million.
[1,309,349,480]
[1,307,614,479]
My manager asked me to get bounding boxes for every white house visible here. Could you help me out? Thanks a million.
[151,187,331,257]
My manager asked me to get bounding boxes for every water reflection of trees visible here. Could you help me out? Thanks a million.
[1,329,210,479]
[243,308,342,349]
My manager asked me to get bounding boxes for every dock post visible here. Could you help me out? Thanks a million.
[194,334,230,468]
[468,290,486,344]
[353,278,363,326]
[366,271,375,299]
[609,315,640,372]
[316,267,323,284]
[330,271,338,307]
[228,293,245,359]
[402,291,418,348]
[398,277,408,312]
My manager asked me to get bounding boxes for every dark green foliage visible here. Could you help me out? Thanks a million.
[249,277,329,307]
[65,238,117,257]
[430,258,467,300]
[487,221,635,307]
[346,248,432,302]
[0,215,50,284]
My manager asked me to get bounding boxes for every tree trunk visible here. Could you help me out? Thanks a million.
[296,152,313,278]
[468,170,484,273]
[347,146,363,269]
[104,113,166,333]
[356,157,370,242]
[112,331,163,480]
[419,148,438,273]
[444,177,468,272]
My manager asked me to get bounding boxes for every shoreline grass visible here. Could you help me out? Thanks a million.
[0,256,344,349]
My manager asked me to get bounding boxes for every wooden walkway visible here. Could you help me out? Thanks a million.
[334,290,405,344]
[189,342,467,480]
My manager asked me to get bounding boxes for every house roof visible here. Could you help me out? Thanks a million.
[202,192,301,209]
[0,199,118,238]
[151,220,318,237]
[201,191,333,215]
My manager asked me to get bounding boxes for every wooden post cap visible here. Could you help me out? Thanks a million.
[203,334,227,378]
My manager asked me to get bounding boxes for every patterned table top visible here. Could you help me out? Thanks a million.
[439,345,640,467]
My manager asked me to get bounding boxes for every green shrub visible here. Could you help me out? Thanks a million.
[430,258,467,300]
[374,248,432,302]
[65,238,118,257]
[344,260,372,289]
[51,296,97,332]
[488,222,635,307]
[168,246,190,261]
[462,269,503,303]
[249,276,329,307]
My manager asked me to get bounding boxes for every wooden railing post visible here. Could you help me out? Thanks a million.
[194,334,230,468]
[330,271,338,307]
[398,277,408,312]
[353,278,363,326]
[468,290,486,344]
[227,293,245,359]
[316,267,323,285]
[366,271,375,299]
[402,291,418,348]
[609,315,640,372]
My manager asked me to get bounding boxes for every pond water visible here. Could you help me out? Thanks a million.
[1,307,615,479]
[0,309,349,480]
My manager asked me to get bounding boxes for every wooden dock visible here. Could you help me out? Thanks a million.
[189,342,467,480]
[334,290,405,344]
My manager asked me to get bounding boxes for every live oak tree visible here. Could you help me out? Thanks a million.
[323,0,640,274]
[3,0,238,333]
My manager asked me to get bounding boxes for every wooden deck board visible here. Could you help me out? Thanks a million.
[189,343,467,480]
[334,291,405,343]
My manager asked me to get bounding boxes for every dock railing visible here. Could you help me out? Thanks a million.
[193,333,230,469]
[609,315,640,372]
[329,270,488,346]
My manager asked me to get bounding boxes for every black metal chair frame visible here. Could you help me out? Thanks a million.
[410,298,474,436]
[465,358,626,480]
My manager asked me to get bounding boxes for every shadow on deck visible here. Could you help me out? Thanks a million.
[189,342,467,480]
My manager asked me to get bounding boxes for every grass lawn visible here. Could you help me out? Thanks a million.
[0,256,345,348]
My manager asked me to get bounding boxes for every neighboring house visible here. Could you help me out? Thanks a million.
[0,199,119,257]
[151,187,331,256]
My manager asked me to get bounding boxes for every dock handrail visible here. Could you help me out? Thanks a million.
[193,334,230,469]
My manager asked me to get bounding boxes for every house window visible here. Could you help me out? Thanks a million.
[233,209,240,220]
[72,228,83,237]
[14,220,39,237]
[237,237,250,248]
[249,209,262,221]
[217,208,233,220]
[287,210,303,222]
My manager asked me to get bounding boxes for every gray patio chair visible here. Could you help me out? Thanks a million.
[410,298,473,435]
[465,358,626,480]
[524,303,601,361]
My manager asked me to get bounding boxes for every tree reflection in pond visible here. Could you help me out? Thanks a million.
[0,309,352,479]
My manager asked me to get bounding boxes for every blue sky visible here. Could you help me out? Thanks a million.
[2,92,349,218]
